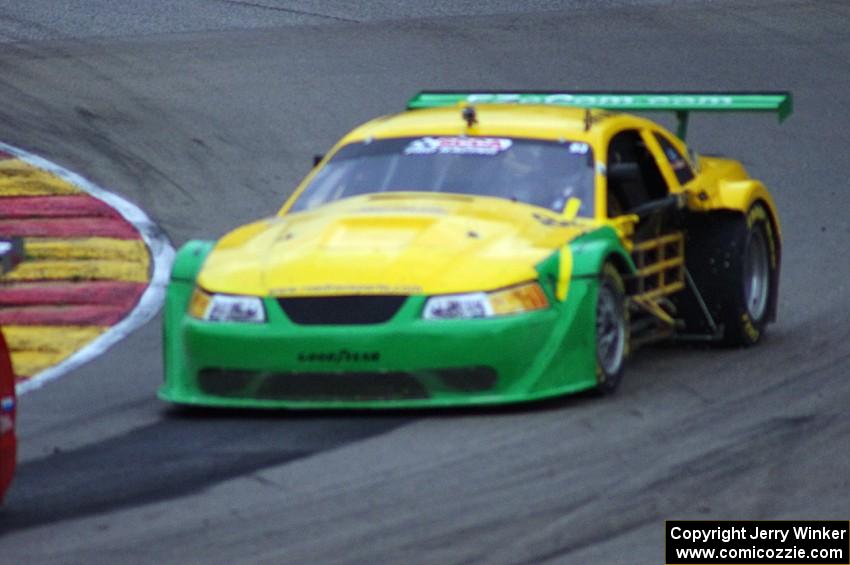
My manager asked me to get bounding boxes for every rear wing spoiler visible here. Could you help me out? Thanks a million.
[406,91,793,139]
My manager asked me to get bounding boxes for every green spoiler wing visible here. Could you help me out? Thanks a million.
[406,91,793,139]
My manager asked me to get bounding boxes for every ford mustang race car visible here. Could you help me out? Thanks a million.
[160,91,791,409]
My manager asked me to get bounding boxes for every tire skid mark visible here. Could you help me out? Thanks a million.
[4,257,148,284]
[20,237,148,261]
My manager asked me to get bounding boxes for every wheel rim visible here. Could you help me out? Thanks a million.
[596,283,625,376]
[744,228,770,320]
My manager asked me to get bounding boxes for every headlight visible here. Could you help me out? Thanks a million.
[422,282,549,320]
[423,292,492,320]
[188,288,266,323]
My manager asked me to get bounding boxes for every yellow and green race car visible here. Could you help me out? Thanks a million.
[160,91,791,409]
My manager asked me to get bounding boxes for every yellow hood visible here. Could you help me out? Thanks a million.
[198,193,587,296]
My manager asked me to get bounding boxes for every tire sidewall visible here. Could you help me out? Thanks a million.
[734,204,778,345]
[595,262,628,394]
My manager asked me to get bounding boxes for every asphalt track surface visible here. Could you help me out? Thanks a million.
[0,1,848,563]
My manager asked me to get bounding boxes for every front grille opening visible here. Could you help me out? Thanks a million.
[198,369,428,401]
[435,366,498,392]
[278,295,407,325]
[197,366,498,402]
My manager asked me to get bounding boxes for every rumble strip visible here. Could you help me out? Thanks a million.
[0,142,174,394]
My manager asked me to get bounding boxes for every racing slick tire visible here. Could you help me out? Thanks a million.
[686,203,779,346]
[594,262,629,394]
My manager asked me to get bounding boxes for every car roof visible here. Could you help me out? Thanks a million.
[337,104,657,145]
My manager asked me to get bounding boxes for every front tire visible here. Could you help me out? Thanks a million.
[595,263,628,394]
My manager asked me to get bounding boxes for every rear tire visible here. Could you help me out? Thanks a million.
[686,203,779,346]
[595,263,629,394]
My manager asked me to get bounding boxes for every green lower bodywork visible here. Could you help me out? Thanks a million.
[159,228,633,409]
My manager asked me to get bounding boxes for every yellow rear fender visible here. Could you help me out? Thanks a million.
[693,179,781,238]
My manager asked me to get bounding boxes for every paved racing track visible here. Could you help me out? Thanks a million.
[1,1,848,562]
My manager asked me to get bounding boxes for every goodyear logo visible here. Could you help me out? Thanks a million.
[297,350,380,363]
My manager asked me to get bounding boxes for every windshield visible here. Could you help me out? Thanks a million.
[290,136,596,216]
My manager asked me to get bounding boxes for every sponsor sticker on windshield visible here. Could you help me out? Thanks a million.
[404,137,512,156]
[568,142,590,154]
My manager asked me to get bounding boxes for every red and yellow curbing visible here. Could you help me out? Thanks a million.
[0,150,153,382]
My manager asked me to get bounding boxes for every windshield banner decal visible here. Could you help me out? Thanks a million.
[404,137,513,156]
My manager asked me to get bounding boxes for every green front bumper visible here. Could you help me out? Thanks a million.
[159,281,599,409]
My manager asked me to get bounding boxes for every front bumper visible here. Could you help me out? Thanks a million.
[159,283,599,409]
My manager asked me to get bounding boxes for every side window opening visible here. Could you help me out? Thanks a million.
[653,132,695,185]
[606,130,669,217]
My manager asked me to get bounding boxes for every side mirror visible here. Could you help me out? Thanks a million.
[312,154,325,167]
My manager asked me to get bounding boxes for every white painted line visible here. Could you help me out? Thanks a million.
[0,141,175,395]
